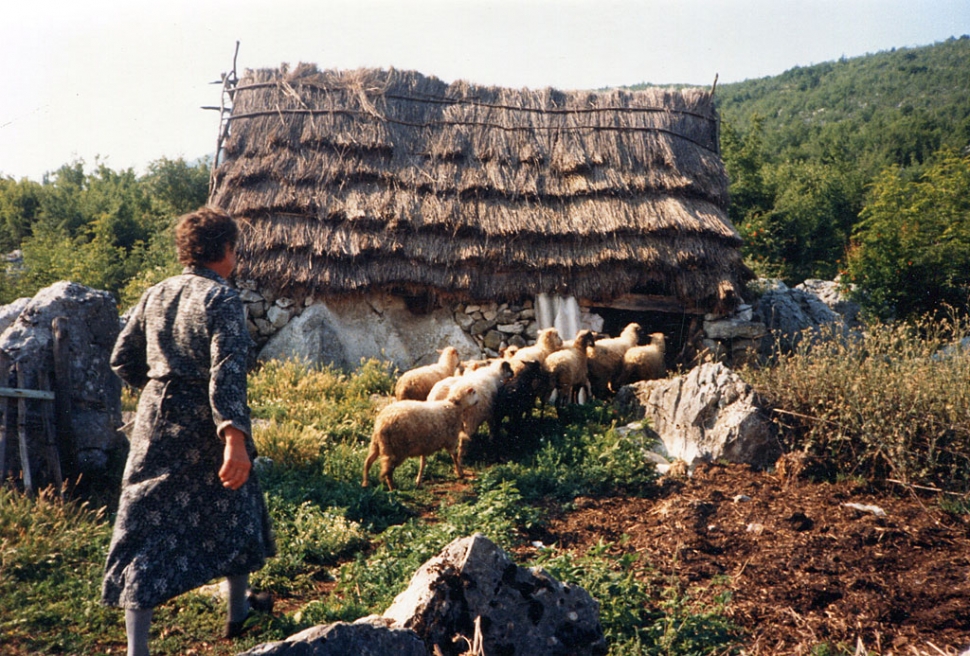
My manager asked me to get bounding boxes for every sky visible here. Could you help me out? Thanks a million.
[1,0,968,182]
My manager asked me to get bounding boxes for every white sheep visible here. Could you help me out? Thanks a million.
[509,327,563,374]
[543,329,597,407]
[393,346,460,401]
[587,322,642,396]
[617,332,666,386]
[428,358,513,439]
[362,385,479,490]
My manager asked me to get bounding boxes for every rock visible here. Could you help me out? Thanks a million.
[258,295,481,372]
[752,279,846,354]
[383,533,607,656]
[0,297,30,336]
[483,329,504,351]
[702,317,767,341]
[266,304,293,329]
[237,618,427,656]
[0,282,123,482]
[796,278,861,326]
[620,362,780,468]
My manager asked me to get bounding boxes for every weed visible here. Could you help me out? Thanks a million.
[745,315,970,492]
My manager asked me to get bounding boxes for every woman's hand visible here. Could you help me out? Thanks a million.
[219,426,251,490]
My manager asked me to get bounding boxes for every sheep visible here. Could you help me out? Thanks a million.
[616,332,666,386]
[509,327,563,374]
[393,346,460,401]
[362,385,479,490]
[428,358,514,439]
[543,329,597,407]
[587,322,642,397]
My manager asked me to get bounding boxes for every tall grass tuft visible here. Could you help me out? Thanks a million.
[745,314,970,492]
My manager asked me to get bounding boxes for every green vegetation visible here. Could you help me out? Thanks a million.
[0,156,209,308]
[6,333,970,653]
[702,36,970,318]
[2,358,751,655]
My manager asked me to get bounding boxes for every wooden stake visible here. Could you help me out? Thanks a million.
[39,369,63,495]
[16,363,33,496]
[0,353,8,484]
[52,317,76,479]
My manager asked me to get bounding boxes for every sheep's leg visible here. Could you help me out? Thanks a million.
[414,455,426,488]
[449,448,464,479]
[362,441,380,487]
[381,456,398,491]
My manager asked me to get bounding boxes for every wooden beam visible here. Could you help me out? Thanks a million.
[0,387,55,401]
[580,293,706,315]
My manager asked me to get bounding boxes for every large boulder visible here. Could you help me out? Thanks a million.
[0,282,123,482]
[383,533,607,656]
[795,278,861,327]
[240,534,606,656]
[258,294,481,372]
[752,279,845,354]
[618,362,780,468]
[236,618,427,656]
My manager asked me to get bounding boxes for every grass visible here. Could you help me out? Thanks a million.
[4,323,970,654]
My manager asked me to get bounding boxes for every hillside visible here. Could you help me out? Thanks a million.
[715,36,970,172]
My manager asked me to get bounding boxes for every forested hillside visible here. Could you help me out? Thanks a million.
[713,36,970,318]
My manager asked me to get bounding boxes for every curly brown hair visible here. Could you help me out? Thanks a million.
[174,207,239,266]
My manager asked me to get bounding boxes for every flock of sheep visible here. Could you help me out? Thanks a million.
[362,323,666,490]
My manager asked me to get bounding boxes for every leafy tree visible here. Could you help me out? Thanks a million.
[142,156,210,217]
[0,177,43,251]
[722,120,862,283]
[845,149,970,319]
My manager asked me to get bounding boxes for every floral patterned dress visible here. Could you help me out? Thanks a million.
[101,266,275,610]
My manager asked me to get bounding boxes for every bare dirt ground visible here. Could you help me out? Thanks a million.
[515,459,970,655]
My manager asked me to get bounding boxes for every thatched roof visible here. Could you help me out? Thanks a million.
[209,64,749,308]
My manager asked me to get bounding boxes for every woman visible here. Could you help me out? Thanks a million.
[102,207,275,655]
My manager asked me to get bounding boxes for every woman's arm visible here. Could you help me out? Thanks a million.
[110,296,150,389]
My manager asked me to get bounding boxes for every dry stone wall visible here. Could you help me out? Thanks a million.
[236,280,600,366]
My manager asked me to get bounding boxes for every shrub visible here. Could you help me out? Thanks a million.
[745,315,970,492]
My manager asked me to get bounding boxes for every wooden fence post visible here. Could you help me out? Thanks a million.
[52,316,76,480]
[39,369,63,495]
[0,353,8,484]
[15,363,33,496]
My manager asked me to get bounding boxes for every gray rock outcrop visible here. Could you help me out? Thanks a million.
[236,618,427,656]
[241,534,607,656]
[257,294,481,372]
[619,362,780,468]
[0,282,123,482]
[795,278,861,326]
[752,279,845,354]
[383,533,606,656]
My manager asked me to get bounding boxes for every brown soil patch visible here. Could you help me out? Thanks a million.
[517,461,970,655]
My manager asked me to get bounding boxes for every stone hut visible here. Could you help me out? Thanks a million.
[208,65,752,370]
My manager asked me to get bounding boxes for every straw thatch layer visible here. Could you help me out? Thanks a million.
[210,64,749,308]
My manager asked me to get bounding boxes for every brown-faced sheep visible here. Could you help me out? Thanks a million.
[509,327,563,374]
[393,346,460,401]
[587,322,642,396]
[617,332,666,386]
[362,385,479,490]
[428,358,513,439]
[543,329,597,407]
